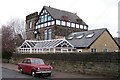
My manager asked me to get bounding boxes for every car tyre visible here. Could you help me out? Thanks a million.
[31,70,36,77]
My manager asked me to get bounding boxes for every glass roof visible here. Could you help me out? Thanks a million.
[21,39,73,48]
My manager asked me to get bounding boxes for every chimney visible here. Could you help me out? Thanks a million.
[118,2,120,37]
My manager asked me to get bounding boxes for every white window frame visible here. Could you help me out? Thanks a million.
[30,21,32,29]
[62,21,66,26]
[56,20,61,25]
[67,22,70,27]
[76,24,79,28]
[71,23,75,27]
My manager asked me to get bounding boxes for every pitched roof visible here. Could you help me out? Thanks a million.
[43,6,88,26]
[114,37,120,47]
[66,28,107,48]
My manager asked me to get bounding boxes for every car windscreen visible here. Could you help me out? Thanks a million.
[31,59,45,64]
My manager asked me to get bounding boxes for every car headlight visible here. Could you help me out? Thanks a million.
[37,67,40,71]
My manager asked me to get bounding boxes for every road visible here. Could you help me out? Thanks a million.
[2,67,114,79]
[2,68,33,78]
[2,63,117,80]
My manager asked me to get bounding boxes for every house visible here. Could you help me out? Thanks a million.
[66,28,119,52]
[25,6,88,40]
[17,39,74,53]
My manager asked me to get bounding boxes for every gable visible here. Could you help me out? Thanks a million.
[37,7,54,25]
[55,40,74,48]
[91,30,119,52]
[20,41,31,48]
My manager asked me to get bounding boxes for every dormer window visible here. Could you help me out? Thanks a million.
[86,33,94,38]
[67,36,73,40]
[76,35,84,39]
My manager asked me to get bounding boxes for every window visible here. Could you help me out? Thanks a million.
[48,16,52,21]
[67,36,73,40]
[38,25,40,28]
[45,30,48,40]
[103,48,108,52]
[48,22,51,26]
[80,25,82,28]
[51,21,55,25]
[62,21,66,26]
[48,29,52,40]
[76,35,84,39]
[27,59,31,64]
[35,25,38,29]
[29,21,32,28]
[44,15,47,22]
[22,59,27,63]
[86,33,94,38]
[56,20,61,25]
[41,24,44,27]
[71,23,75,27]
[67,22,70,27]
[76,24,79,28]
[44,29,52,40]
[40,16,44,22]
[45,23,47,27]
[91,48,97,52]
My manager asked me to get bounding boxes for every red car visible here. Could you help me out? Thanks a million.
[18,58,53,77]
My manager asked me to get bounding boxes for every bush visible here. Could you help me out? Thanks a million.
[2,51,12,63]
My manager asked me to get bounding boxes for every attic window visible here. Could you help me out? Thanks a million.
[86,33,94,38]
[68,36,73,40]
[76,35,84,39]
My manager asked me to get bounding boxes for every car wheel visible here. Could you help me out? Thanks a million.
[31,70,36,77]
[19,68,23,73]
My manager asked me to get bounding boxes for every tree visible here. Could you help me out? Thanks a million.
[7,18,25,46]
[2,18,25,62]
[2,25,16,62]
[7,18,26,39]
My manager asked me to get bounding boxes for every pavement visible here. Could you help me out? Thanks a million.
[2,63,19,71]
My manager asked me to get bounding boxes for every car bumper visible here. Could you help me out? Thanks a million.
[36,71,52,74]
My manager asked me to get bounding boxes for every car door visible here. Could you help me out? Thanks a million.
[25,59,32,74]
[21,59,28,73]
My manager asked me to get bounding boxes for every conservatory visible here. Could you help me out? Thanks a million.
[17,39,75,54]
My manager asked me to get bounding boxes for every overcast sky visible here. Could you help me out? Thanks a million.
[0,0,119,37]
